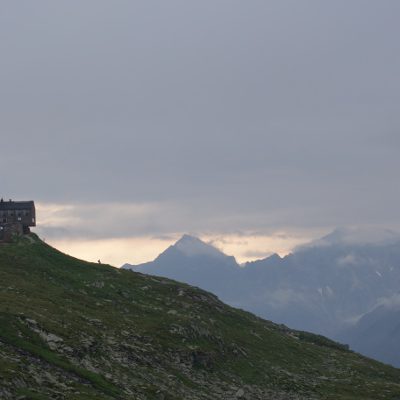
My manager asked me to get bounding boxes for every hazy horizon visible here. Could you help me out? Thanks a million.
[2,1,400,265]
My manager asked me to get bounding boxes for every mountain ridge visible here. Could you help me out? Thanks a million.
[2,234,400,399]
[123,231,400,367]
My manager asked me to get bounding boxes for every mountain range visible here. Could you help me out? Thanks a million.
[123,229,400,367]
[3,234,400,399]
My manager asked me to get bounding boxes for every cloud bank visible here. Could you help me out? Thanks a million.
[1,1,400,262]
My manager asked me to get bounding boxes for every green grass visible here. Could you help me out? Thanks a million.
[0,234,400,399]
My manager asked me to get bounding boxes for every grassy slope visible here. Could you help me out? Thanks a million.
[0,234,399,399]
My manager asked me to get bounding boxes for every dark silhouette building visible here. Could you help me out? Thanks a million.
[0,199,36,242]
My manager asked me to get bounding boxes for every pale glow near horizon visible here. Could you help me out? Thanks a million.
[46,236,173,267]
[35,202,324,267]
[45,232,316,268]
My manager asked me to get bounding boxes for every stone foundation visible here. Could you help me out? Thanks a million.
[0,223,24,243]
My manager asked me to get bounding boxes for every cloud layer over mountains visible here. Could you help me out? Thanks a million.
[2,1,400,245]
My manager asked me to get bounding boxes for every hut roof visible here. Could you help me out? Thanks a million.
[0,200,35,211]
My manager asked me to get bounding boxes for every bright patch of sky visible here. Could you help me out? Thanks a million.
[35,202,324,265]
[2,1,400,260]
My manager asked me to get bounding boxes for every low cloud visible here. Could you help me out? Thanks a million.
[35,201,321,265]
[298,227,400,251]
[33,201,400,267]
[36,201,178,239]
[377,293,400,310]
[337,254,359,266]
[35,201,325,242]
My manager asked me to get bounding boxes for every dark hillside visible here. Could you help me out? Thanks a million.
[1,235,400,399]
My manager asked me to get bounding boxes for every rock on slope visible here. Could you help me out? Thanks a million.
[1,235,400,399]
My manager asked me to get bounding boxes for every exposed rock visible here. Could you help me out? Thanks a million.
[1,235,400,400]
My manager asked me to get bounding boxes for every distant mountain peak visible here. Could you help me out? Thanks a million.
[174,234,227,258]
[176,234,203,245]
[303,227,400,248]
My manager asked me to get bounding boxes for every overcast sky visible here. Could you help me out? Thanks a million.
[1,1,400,265]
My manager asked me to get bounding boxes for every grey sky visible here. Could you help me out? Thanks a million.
[1,1,400,243]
